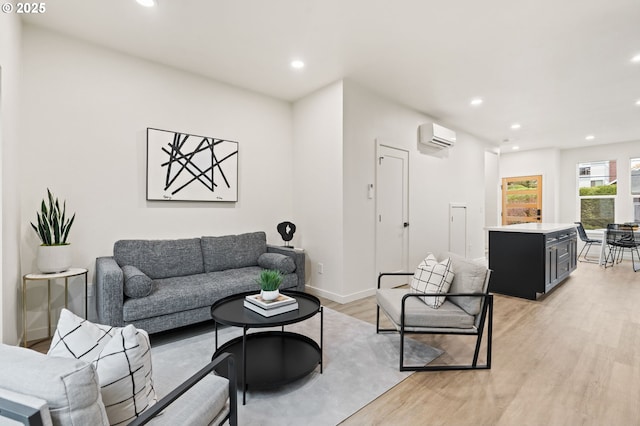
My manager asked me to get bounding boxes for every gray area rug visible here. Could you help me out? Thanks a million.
[150,307,442,425]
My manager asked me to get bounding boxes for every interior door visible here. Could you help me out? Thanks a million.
[501,175,543,225]
[449,203,467,257]
[376,145,409,284]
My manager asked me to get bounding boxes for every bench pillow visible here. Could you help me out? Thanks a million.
[48,309,157,426]
[122,265,154,298]
[409,253,454,309]
[258,253,296,274]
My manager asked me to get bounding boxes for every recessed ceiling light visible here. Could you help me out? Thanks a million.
[470,98,483,106]
[510,123,521,130]
[585,135,595,141]
[290,60,305,69]
[136,0,156,7]
[636,99,640,106]
[631,53,640,63]
[512,146,520,150]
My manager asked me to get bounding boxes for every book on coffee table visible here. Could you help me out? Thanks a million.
[245,293,297,309]
[243,299,299,317]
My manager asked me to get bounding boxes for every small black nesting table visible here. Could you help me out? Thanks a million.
[210,290,323,404]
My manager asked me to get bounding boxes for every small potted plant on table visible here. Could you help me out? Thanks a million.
[257,269,283,301]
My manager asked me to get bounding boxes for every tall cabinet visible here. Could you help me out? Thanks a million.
[487,223,577,300]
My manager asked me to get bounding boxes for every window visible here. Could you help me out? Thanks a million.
[579,166,591,176]
[631,158,640,195]
[631,158,640,222]
[578,160,616,230]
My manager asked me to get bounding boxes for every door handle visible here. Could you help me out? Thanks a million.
[403,222,410,228]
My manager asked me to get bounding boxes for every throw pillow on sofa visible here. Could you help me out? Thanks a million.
[122,265,154,298]
[258,253,296,274]
[409,253,455,308]
[48,309,157,425]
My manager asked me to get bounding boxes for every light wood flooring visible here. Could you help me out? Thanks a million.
[30,260,639,425]
[330,261,640,425]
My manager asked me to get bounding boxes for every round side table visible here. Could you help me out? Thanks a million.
[22,268,88,348]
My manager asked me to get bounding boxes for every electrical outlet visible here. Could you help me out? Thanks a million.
[318,263,324,274]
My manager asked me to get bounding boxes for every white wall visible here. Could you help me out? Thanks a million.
[484,151,500,249]
[342,81,492,302]
[19,26,295,340]
[0,13,22,344]
[292,81,344,298]
[499,148,561,222]
[558,140,640,224]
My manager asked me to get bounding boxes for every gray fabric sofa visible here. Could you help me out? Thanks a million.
[95,231,305,334]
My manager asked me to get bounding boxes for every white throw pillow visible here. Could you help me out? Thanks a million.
[48,308,116,360]
[410,253,455,308]
[93,325,156,425]
[48,309,157,425]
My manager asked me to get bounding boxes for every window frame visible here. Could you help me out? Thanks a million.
[577,160,617,230]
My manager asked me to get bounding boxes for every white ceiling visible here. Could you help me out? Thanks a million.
[23,0,640,151]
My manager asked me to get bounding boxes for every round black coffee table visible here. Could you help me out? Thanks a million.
[210,290,323,405]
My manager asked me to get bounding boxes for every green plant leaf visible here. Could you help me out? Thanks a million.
[52,213,61,244]
[33,189,75,246]
[61,213,75,244]
[256,269,283,291]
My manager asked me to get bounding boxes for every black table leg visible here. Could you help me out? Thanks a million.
[242,326,247,405]
[320,306,324,374]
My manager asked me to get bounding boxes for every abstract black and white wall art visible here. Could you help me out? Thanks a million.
[146,128,239,202]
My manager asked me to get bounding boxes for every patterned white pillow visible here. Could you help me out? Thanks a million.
[48,308,115,360]
[48,309,156,425]
[93,325,156,425]
[410,253,455,308]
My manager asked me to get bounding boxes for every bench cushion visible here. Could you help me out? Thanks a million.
[377,288,475,331]
[0,344,109,425]
[441,252,488,315]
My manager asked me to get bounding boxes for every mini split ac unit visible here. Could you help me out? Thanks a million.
[418,123,456,149]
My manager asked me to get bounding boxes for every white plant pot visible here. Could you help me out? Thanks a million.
[37,244,72,273]
[260,289,280,301]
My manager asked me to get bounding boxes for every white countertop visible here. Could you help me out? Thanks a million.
[485,223,577,233]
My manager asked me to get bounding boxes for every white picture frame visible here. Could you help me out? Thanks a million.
[146,128,238,202]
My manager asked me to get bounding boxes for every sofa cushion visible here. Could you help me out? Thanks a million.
[409,254,454,308]
[441,252,489,315]
[0,343,109,425]
[122,265,154,298]
[376,288,475,330]
[48,309,157,426]
[123,267,298,322]
[258,252,296,274]
[201,232,267,272]
[114,238,204,279]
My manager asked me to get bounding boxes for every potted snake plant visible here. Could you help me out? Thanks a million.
[30,189,75,273]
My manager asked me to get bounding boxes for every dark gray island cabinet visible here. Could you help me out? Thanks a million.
[486,223,577,300]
